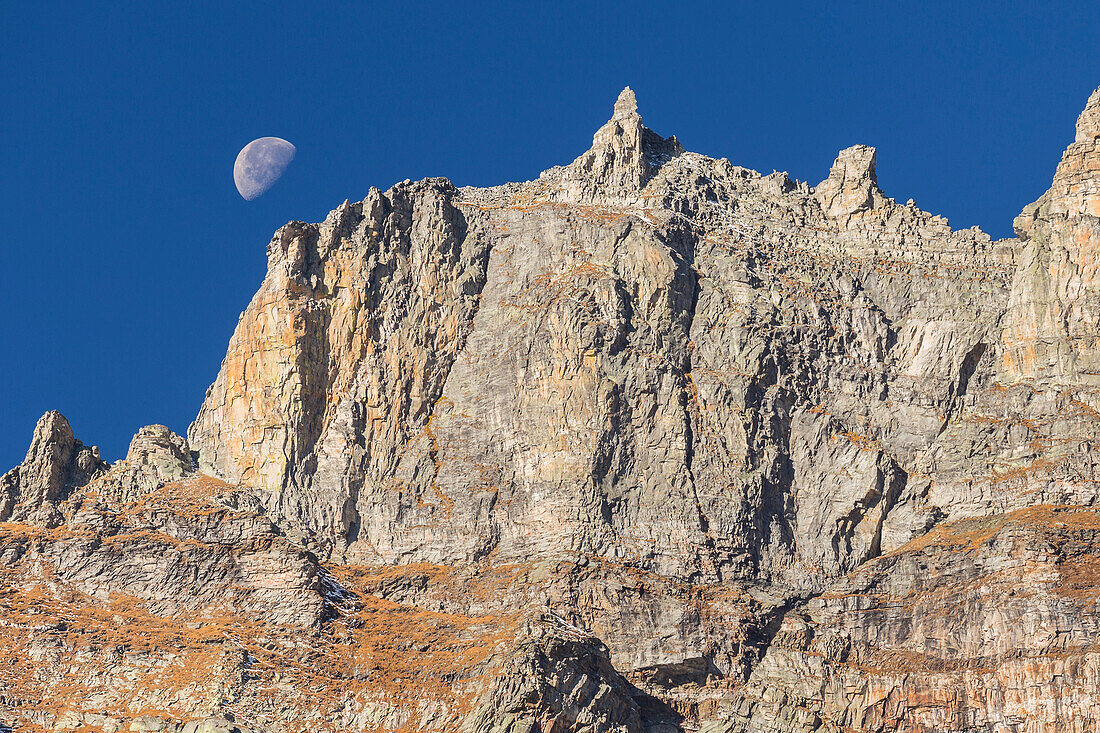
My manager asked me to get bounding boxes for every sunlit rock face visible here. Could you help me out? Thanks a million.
[187,88,1019,590]
[1002,87,1100,383]
[815,143,886,219]
[6,86,1100,733]
[0,410,106,527]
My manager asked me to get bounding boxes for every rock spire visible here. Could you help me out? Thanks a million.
[555,86,683,201]
[0,410,105,526]
[814,144,886,218]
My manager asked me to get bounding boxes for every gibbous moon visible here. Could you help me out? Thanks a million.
[234,137,296,200]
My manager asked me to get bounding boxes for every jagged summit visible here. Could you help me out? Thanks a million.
[550,86,684,201]
[814,143,887,219]
[6,85,1100,733]
[1002,84,1100,381]
[1076,86,1100,142]
[0,410,105,527]
[612,86,638,119]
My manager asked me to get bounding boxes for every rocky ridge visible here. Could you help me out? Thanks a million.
[3,85,1100,731]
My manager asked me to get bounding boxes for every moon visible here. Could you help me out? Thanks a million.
[234,137,296,200]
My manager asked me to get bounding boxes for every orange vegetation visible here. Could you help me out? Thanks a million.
[0,478,525,733]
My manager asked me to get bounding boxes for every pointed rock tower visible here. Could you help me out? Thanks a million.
[555,86,683,202]
[0,411,106,527]
[815,144,888,219]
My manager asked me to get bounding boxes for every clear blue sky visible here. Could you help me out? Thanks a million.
[1,1,1097,469]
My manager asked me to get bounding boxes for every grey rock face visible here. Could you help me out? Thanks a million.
[721,506,1100,732]
[0,410,106,526]
[463,614,655,733]
[6,85,1100,733]
[126,424,192,476]
[1,416,332,626]
[95,424,196,502]
[186,88,1017,594]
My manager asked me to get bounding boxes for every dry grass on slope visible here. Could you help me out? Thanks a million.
[0,479,524,733]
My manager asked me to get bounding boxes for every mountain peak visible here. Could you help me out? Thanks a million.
[613,86,638,119]
[1076,86,1100,142]
[1016,84,1100,230]
[9,81,1100,733]
[0,410,105,527]
[815,144,886,218]
[550,85,682,201]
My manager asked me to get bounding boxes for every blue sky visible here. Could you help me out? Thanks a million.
[1,0,1097,468]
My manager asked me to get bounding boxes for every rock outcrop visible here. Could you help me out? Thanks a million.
[462,614,656,733]
[5,85,1100,732]
[0,410,106,527]
[814,144,886,219]
[186,88,1014,593]
[87,424,197,504]
[722,506,1100,732]
[1002,87,1100,383]
[553,86,685,202]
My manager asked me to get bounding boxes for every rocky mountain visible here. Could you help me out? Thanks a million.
[3,85,1100,732]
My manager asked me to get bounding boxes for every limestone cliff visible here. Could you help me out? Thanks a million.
[4,86,1100,733]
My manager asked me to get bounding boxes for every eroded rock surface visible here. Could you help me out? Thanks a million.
[1002,87,1100,383]
[186,87,1017,595]
[5,85,1100,732]
[0,411,106,527]
[814,144,886,219]
[722,506,1100,732]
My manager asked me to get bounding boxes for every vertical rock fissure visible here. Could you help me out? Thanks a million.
[676,222,722,580]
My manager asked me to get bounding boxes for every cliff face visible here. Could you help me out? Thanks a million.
[187,87,1014,591]
[4,86,1100,732]
[1002,87,1100,382]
